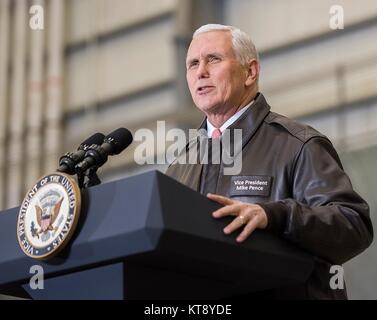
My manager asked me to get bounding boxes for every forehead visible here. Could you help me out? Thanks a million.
[187,31,235,58]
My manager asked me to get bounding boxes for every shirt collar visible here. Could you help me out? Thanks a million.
[206,100,255,138]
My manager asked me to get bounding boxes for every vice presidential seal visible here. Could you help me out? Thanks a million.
[17,172,81,260]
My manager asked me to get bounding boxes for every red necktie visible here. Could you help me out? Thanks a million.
[211,128,222,139]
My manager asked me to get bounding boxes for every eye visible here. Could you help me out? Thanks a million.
[187,60,199,69]
[208,55,221,63]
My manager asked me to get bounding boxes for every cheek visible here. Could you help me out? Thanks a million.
[216,70,232,96]
[187,70,197,83]
[217,77,233,100]
[226,70,245,96]
[186,74,194,91]
[233,68,247,87]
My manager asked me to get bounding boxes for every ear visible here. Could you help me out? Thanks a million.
[244,59,259,87]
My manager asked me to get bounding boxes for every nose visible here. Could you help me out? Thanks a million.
[196,61,209,79]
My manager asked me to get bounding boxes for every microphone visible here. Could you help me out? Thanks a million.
[57,132,105,174]
[75,128,133,174]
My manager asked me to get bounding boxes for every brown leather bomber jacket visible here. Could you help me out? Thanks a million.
[166,93,373,299]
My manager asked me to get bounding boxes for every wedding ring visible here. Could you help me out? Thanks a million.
[239,215,246,225]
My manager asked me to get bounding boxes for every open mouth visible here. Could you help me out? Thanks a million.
[197,86,214,94]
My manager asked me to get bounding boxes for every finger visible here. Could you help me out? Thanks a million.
[212,203,242,218]
[207,193,234,206]
[223,215,246,235]
[236,217,259,242]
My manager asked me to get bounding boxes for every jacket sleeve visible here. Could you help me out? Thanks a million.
[259,137,373,265]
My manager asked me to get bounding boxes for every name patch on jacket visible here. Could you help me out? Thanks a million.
[230,175,272,197]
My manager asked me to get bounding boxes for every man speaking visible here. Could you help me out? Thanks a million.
[166,24,373,299]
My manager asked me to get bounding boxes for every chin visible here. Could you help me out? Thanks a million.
[195,100,219,113]
[196,104,215,114]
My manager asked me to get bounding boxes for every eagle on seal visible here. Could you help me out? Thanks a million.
[35,197,64,234]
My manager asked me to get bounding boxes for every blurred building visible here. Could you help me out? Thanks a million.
[0,0,376,299]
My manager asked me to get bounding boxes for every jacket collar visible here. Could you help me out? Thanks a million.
[196,92,271,152]
[230,92,271,149]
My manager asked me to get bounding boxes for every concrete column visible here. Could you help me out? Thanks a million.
[0,0,11,210]
[44,0,65,173]
[7,0,28,208]
[26,0,45,187]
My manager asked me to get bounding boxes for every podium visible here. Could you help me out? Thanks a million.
[0,171,313,299]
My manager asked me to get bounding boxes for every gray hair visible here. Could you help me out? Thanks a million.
[193,24,259,66]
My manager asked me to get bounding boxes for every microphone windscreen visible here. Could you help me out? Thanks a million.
[105,128,133,155]
[79,132,105,149]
